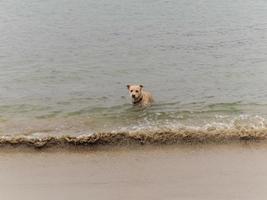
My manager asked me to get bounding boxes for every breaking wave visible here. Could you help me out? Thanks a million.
[1,112,267,149]
[1,124,267,149]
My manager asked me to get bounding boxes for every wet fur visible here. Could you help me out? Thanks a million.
[127,85,154,106]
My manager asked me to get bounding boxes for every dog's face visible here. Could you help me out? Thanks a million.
[127,85,143,100]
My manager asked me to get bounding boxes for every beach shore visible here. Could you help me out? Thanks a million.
[1,144,267,200]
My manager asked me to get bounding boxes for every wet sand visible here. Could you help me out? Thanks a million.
[1,144,267,200]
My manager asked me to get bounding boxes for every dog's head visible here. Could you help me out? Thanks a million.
[127,85,143,100]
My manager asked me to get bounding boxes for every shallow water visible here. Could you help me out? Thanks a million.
[1,0,267,138]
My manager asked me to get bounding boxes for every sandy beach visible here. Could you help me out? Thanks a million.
[1,144,267,200]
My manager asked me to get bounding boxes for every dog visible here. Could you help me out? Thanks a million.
[127,84,154,106]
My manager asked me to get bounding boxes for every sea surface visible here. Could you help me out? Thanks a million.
[1,0,267,145]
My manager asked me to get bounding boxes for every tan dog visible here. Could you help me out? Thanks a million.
[127,85,154,106]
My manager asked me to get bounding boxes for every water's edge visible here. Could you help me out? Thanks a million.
[1,128,267,149]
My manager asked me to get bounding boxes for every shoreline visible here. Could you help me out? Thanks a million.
[0,129,267,149]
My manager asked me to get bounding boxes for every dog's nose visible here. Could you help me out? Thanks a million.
[132,94,135,98]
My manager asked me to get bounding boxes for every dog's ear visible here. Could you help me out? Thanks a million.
[140,85,143,88]
[127,85,130,89]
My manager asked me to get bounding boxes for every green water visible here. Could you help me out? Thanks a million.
[1,0,267,135]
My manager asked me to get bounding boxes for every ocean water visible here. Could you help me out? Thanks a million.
[1,0,267,145]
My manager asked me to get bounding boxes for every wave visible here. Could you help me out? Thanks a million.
[0,126,267,149]
[1,110,267,149]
